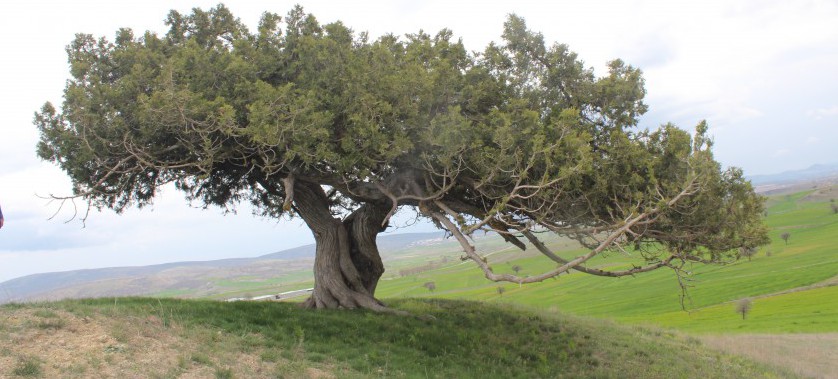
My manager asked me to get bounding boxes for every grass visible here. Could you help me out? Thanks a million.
[12,356,42,377]
[632,285,838,333]
[0,298,795,378]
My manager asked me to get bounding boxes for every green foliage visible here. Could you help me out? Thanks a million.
[35,5,767,292]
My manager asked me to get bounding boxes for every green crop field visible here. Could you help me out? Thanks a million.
[377,187,838,334]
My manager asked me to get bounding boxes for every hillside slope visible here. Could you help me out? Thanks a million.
[0,232,445,303]
[0,298,795,378]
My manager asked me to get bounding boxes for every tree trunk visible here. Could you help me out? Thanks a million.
[292,181,390,310]
[343,202,389,294]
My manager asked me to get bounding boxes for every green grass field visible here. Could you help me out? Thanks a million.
[377,188,838,334]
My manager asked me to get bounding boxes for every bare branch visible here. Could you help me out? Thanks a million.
[425,178,701,285]
[282,174,295,212]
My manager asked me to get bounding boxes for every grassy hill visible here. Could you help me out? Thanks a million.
[0,298,794,378]
[1,188,833,377]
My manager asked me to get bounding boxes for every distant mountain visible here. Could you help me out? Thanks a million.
[0,232,446,304]
[749,163,838,186]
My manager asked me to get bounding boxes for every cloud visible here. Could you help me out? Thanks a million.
[773,148,792,157]
[615,32,676,70]
[806,106,838,120]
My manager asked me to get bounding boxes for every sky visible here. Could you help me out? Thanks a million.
[1,0,837,284]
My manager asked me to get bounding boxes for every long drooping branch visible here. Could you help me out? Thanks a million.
[423,179,699,284]
[427,203,655,284]
[521,230,673,277]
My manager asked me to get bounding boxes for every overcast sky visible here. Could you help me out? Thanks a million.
[1,0,836,284]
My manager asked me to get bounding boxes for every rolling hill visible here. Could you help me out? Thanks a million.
[0,232,446,303]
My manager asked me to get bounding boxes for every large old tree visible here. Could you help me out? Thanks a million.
[36,5,768,311]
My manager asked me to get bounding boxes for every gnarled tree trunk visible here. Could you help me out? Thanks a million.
[343,203,389,294]
[292,181,390,310]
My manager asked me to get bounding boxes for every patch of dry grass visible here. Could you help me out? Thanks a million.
[701,333,838,379]
[0,306,328,378]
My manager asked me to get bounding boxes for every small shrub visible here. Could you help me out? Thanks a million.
[497,287,506,296]
[12,356,42,377]
[32,309,58,319]
[214,367,234,379]
[191,353,212,365]
[260,349,279,363]
[739,247,757,261]
[111,325,130,343]
[423,282,436,292]
[780,232,790,245]
[104,344,125,353]
[735,298,753,320]
[35,318,66,330]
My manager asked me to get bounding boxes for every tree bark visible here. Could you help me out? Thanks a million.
[292,180,390,310]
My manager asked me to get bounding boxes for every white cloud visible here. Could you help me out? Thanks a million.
[773,148,792,157]
[806,106,838,120]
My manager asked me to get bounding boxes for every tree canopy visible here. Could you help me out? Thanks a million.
[36,5,769,311]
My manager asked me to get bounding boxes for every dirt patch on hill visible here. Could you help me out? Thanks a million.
[701,333,838,379]
[801,185,838,202]
[0,307,331,378]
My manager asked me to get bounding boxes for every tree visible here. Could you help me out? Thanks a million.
[735,298,753,320]
[35,5,769,311]
[739,247,757,261]
[496,286,506,296]
[831,203,837,215]
[781,232,791,245]
[423,282,436,292]
[511,265,522,275]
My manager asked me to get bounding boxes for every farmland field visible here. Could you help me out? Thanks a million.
[376,187,838,334]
